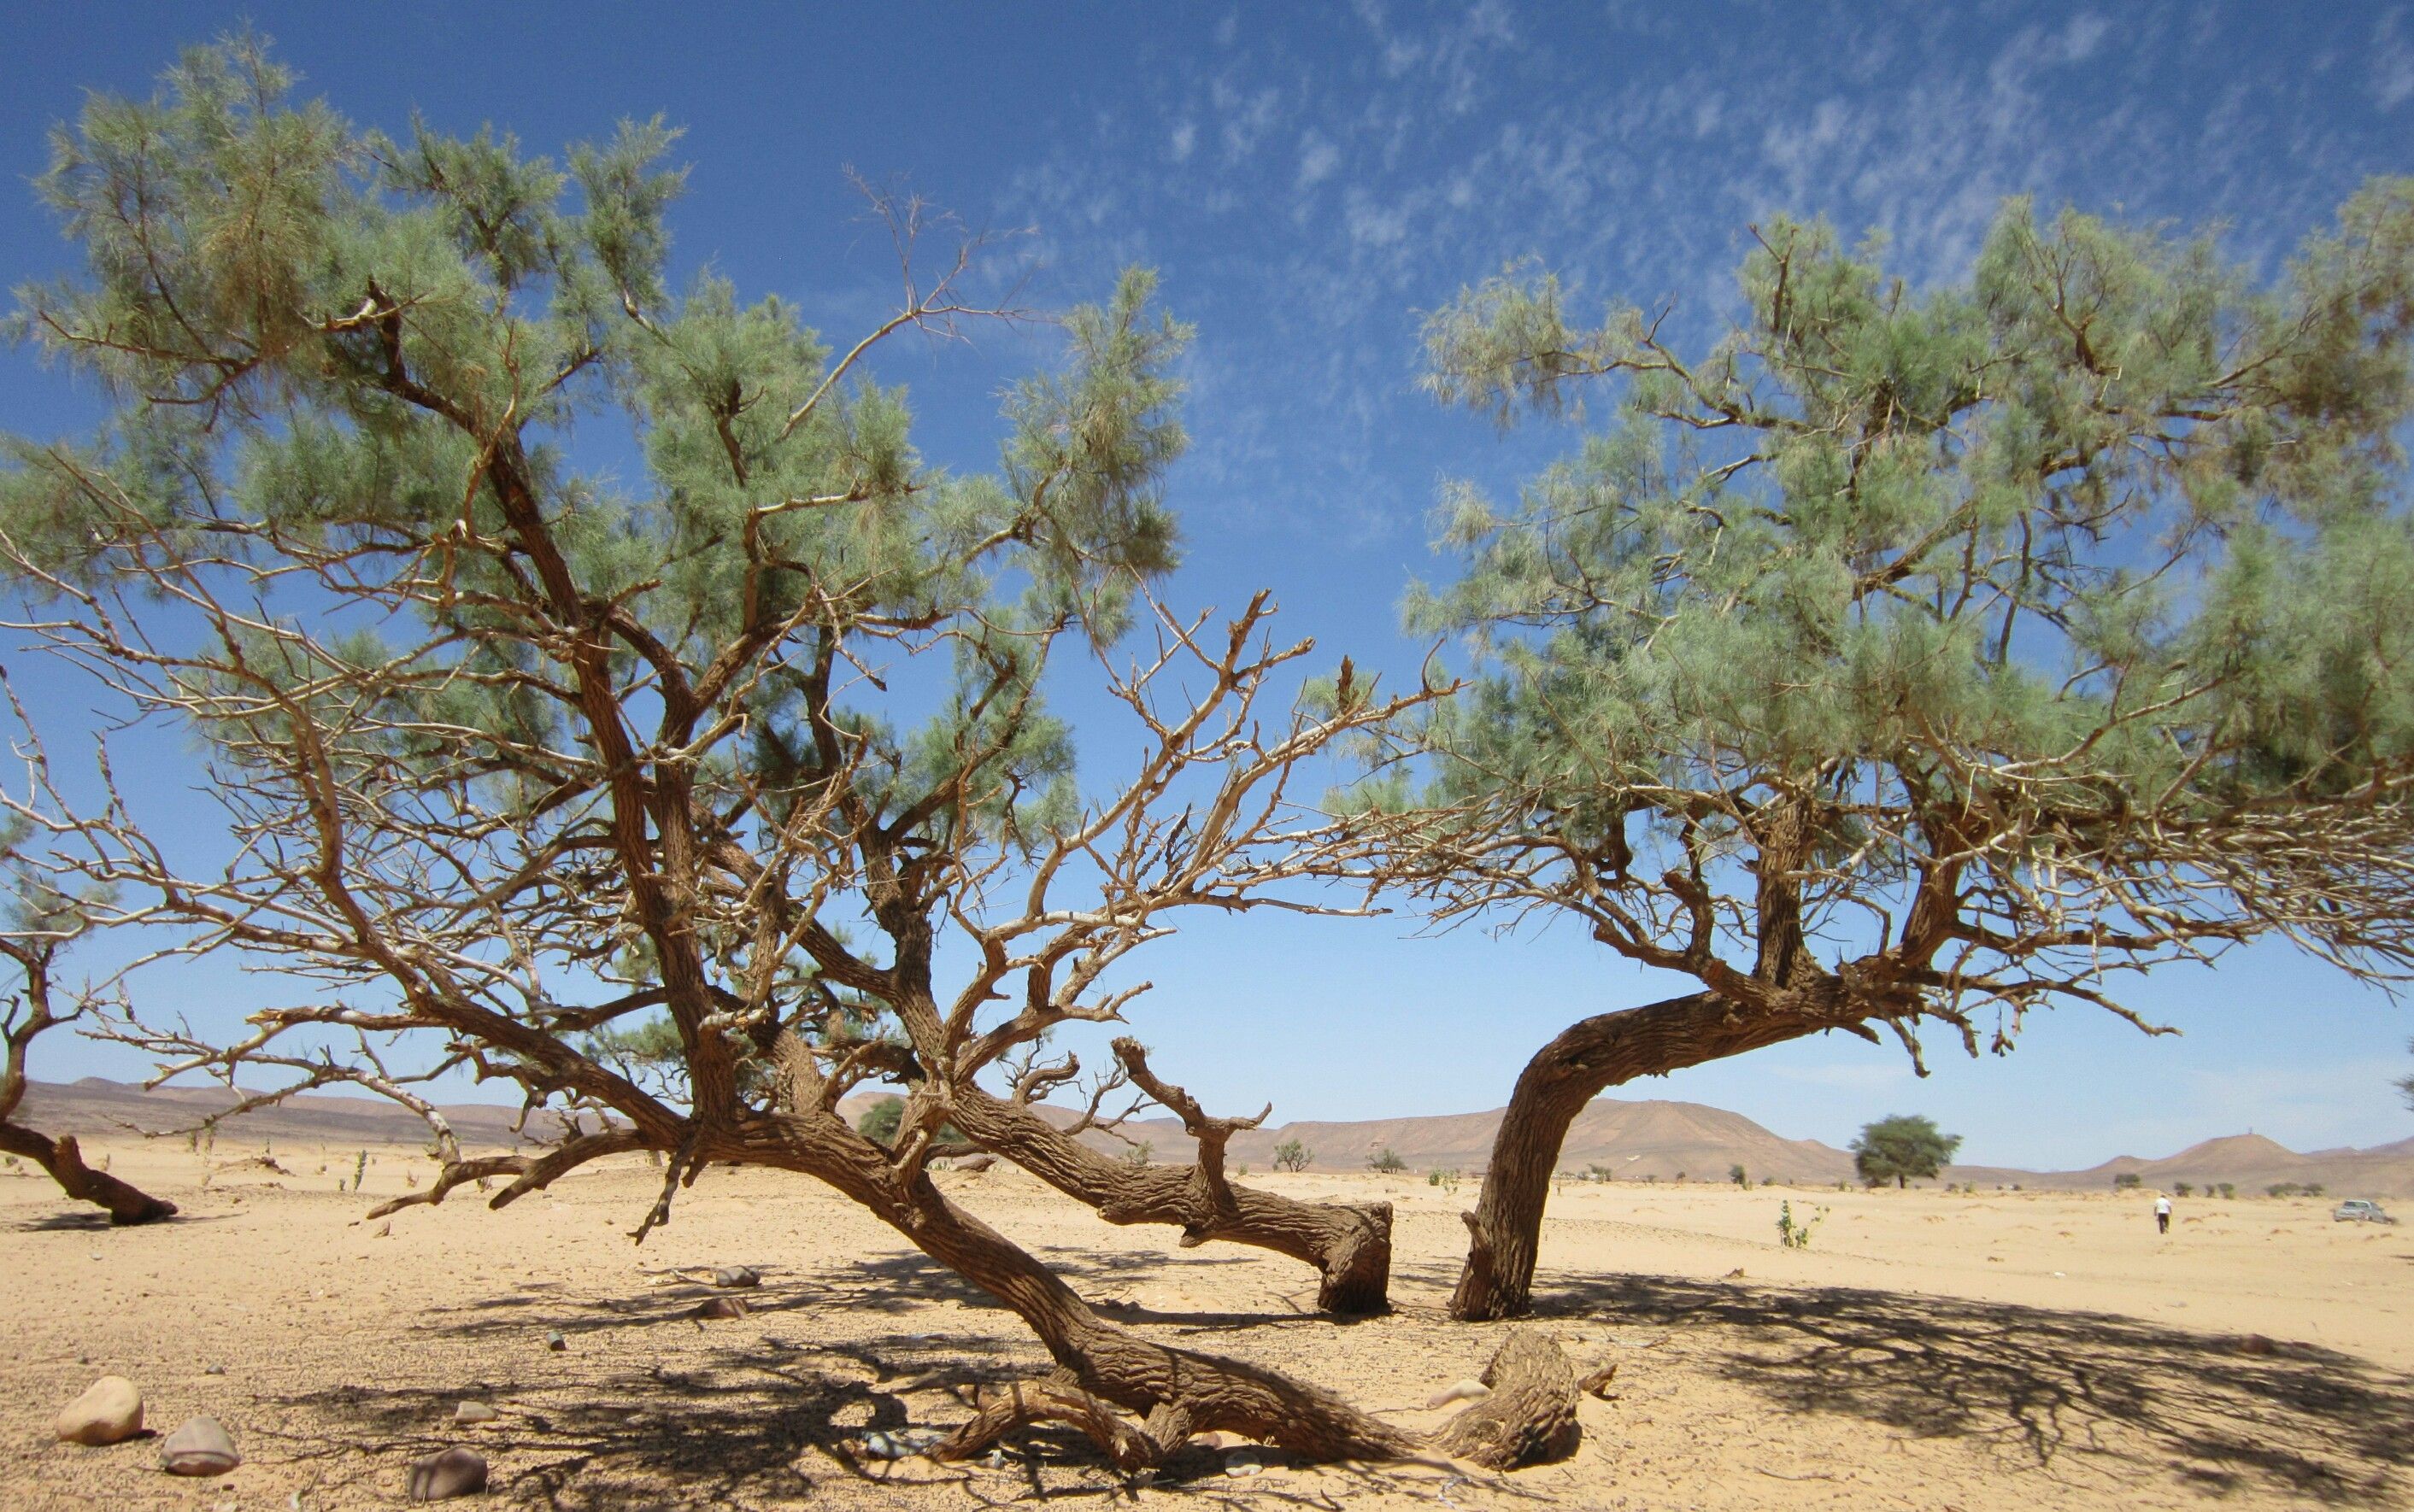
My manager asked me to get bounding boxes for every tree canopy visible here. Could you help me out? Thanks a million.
[0,38,1544,1467]
[1850,1113,1962,1189]
[1374,179,2414,1319]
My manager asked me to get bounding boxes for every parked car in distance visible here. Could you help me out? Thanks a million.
[2333,1199,2398,1223]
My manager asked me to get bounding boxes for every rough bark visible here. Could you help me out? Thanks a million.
[734,1105,1575,1468]
[0,1122,179,1225]
[949,1076,1394,1314]
[1427,1328,1582,1469]
[1453,991,1845,1321]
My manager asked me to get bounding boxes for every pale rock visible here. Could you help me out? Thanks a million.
[55,1375,142,1445]
[710,1265,761,1288]
[1424,1378,1489,1409]
[452,1400,500,1424]
[158,1415,240,1476]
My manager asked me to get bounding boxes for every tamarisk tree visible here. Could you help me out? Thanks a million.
[0,44,1566,1465]
[1381,183,2414,1319]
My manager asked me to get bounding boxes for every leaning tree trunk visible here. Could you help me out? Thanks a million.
[736,1106,1577,1469]
[948,1063,1394,1313]
[0,1122,179,1226]
[1453,991,1849,1322]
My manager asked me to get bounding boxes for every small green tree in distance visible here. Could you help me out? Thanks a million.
[1273,1139,1314,1173]
[1851,1116,1963,1189]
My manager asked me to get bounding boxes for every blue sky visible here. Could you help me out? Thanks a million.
[3,2,2413,1169]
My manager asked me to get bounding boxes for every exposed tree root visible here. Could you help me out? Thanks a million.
[929,1328,1583,1474]
[931,1373,1172,1470]
[0,1123,178,1225]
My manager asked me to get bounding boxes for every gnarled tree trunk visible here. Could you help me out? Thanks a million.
[949,1077,1394,1314]
[0,1123,179,1226]
[1453,991,1850,1321]
[736,1106,1575,1468]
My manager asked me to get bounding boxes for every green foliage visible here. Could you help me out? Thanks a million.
[351,1149,367,1192]
[1272,1138,1312,1173]
[2266,1181,2326,1198]
[1729,1163,1747,1187]
[2173,1181,2194,1198]
[1852,1115,1961,1188]
[1777,1200,1827,1249]
[857,1096,906,1147]
[0,39,1203,1138]
[1428,1167,1462,1192]
[1398,182,2414,1056]
[1122,1140,1153,1168]
[2114,1172,2144,1191]
[2217,1182,2236,1199]
[1367,1146,1407,1173]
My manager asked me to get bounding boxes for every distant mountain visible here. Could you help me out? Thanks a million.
[21,1075,2414,1197]
[16,1076,591,1150]
[1947,1130,2414,1198]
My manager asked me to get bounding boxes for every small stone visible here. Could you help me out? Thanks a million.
[1577,1363,1619,1398]
[1424,1378,1489,1409]
[203,1363,227,1375]
[543,1329,567,1351]
[373,1221,391,1238]
[452,1400,501,1424]
[1223,1449,1266,1478]
[710,1265,761,1288]
[691,1295,749,1321]
[159,1415,241,1476]
[56,1375,143,1445]
[2238,1333,2278,1356]
[405,1445,488,1500]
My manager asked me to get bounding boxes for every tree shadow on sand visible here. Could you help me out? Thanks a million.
[252,1324,1328,1509]
[1537,1272,2413,1505]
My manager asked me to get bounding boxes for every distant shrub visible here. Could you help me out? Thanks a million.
[2216,1182,2235,1199]
[1272,1139,1312,1173]
[1585,1163,1615,1182]
[2172,1181,2194,1198]
[1123,1140,1154,1167]
[1428,1168,1462,1193]
[2265,1181,2324,1198]
[1730,1164,1748,1187]
[2113,1172,2143,1191]
[1367,1146,1407,1173]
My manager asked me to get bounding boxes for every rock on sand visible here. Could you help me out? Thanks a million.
[158,1415,240,1475]
[406,1445,489,1500]
[55,1375,142,1445]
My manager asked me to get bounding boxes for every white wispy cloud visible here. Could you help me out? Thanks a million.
[1296,129,1340,189]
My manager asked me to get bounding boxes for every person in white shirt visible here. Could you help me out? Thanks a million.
[2153,1193,2172,1235]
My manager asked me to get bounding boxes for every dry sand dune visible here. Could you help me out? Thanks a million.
[0,1133,2408,1510]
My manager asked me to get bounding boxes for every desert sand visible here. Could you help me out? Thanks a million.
[1,1138,2407,1509]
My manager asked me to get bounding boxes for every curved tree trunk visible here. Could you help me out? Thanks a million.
[736,1107,1575,1468]
[1453,992,1847,1322]
[949,1080,1395,1314]
[0,1122,179,1226]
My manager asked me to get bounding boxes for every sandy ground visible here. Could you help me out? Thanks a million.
[1,1140,2408,1510]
